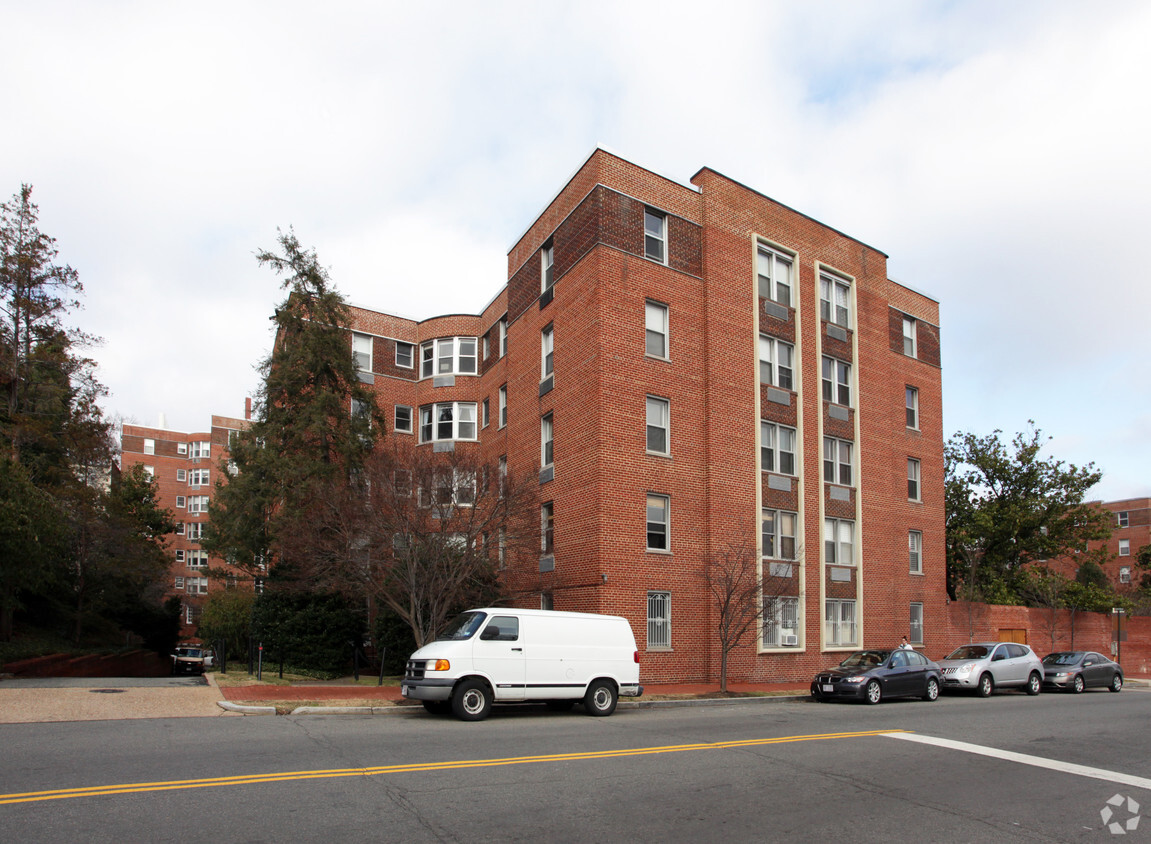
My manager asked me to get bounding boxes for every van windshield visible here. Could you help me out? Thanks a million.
[437,612,487,641]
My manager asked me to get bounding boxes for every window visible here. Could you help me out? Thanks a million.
[482,398,489,428]
[757,246,792,307]
[187,523,203,541]
[174,576,184,589]
[187,495,209,514]
[1119,538,1131,556]
[759,336,794,390]
[763,596,799,647]
[143,438,155,455]
[418,402,478,442]
[498,456,507,498]
[175,550,185,563]
[902,317,917,358]
[395,341,414,369]
[820,274,851,327]
[906,387,919,429]
[1120,566,1132,584]
[646,301,669,358]
[647,494,669,551]
[175,522,185,536]
[761,422,796,475]
[647,397,670,454]
[186,576,208,595]
[394,405,413,434]
[909,530,923,574]
[498,319,507,358]
[187,550,208,569]
[482,335,489,359]
[644,208,666,263]
[908,458,921,501]
[541,414,553,468]
[823,438,853,486]
[541,325,554,380]
[175,495,186,509]
[1118,511,1130,528]
[541,243,554,292]
[762,509,798,560]
[176,442,188,455]
[824,518,855,565]
[821,357,851,406]
[540,592,554,611]
[189,469,209,487]
[353,332,373,371]
[190,441,210,458]
[143,465,154,479]
[393,469,412,497]
[176,469,187,482]
[498,385,507,428]
[825,600,857,646]
[647,591,671,649]
[909,603,924,645]
[420,337,478,378]
[541,502,554,554]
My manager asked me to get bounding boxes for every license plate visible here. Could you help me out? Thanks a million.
[822,684,834,692]
[401,685,410,696]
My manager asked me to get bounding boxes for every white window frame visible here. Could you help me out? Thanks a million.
[647,591,671,649]
[352,332,373,372]
[541,414,554,469]
[908,458,921,502]
[420,337,478,378]
[187,495,209,514]
[175,522,185,536]
[541,325,554,380]
[143,465,154,479]
[909,530,923,574]
[1120,566,1132,584]
[498,385,507,428]
[761,421,797,476]
[176,442,188,455]
[499,319,507,358]
[763,596,799,647]
[909,602,924,645]
[174,576,184,589]
[1118,511,1130,528]
[143,438,155,455]
[187,550,208,569]
[191,441,210,458]
[647,494,669,552]
[175,550,185,563]
[820,274,851,328]
[647,396,670,455]
[419,402,478,443]
[189,468,209,487]
[176,469,187,482]
[645,300,669,359]
[759,336,794,391]
[902,316,917,358]
[644,208,667,264]
[395,341,414,369]
[394,405,413,434]
[1119,538,1131,556]
[825,599,857,646]
[757,245,792,308]
[175,495,186,509]
[821,356,851,406]
[541,501,554,554]
[906,386,919,430]
[824,518,855,565]
[541,243,554,292]
[823,437,853,487]
[761,509,798,561]
[482,398,489,429]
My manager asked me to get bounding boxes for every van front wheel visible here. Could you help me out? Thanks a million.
[452,679,492,721]
[584,680,618,717]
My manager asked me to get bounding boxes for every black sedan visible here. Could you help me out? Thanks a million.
[1042,651,1123,693]
[811,649,942,704]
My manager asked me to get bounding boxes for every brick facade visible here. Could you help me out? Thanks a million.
[346,150,949,684]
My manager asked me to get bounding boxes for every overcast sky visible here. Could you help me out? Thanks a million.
[4,1,1148,501]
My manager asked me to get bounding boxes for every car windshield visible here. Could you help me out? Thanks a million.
[839,651,890,669]
[1043,652,1084,666]
[436,611,487,641]
[178,648,202,658]
[945,645,990,660]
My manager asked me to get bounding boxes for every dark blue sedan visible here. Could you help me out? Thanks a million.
[811,649,943,704]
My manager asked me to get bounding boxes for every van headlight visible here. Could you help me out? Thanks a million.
[426,659,450,672]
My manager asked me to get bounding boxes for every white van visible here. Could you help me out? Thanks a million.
[401,608,644,721]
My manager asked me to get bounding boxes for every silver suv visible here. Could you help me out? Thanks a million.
[938,642,1043,697]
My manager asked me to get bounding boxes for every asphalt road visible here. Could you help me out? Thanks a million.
[2,688,1148,843]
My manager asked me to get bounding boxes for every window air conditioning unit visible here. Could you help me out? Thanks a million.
[782,634,799,646]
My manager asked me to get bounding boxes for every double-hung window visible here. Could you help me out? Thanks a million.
[647,591,671,649]
[825,599,857,646]
[419,402,478,442]
[541,325,554,381]
[1118,511,1130,528]
[902,317,917,358]
[823,437,853,486]
[909,530,923,574]
[644,209,667,263]
[144,438,155,455]
[757,246,792,307]
[420,337,478,378]
[189,468,210,487]
[908,458,921,501]
[820,274,851,327]
[394,405,413,433]
[906,386,919,429]
[395,341,414,369]
[541,414,554,469]
[821,357,851,406]
[761,509,798,560]
[647,397,670,454]
[647,494,669,551]
[1120,538,1131,556]
[909,603,924,645]
[541,502,554,554]
[187,495,209,515]
[760,422,796,475]
[541,243,554,292]
[763,597,799,647]
[352,332,373,372]
[759,336,794,390]
[646,301,668,358]
[498,385,507,428]
[191,441,210,458]
[824,518,855,565]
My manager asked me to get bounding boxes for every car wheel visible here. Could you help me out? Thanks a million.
[451,679,492,721]
[1072,675,1085,694]
[977,673,994,698]
[923,677,940,702]
[584,679,618,716]
[865,680,882,705]
[422,700,451,715]
[1026,672,1042,696]
[1110,674,1123,693]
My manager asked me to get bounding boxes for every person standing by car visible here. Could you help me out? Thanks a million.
[899,637,912,650]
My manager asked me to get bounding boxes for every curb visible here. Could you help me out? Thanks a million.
[291,705,409,716]
[624,694,808,710]
[217,701,277,715]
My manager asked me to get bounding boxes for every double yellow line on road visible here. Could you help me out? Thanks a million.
[0,729,908,806]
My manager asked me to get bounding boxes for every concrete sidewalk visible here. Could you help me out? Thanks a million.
[0,674,235,723]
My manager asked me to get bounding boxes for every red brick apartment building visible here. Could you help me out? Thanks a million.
[344,149,947,685]
[1087,499,1150,588]
[121,414,248,638]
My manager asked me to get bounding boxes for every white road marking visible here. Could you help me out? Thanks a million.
[883,732,1151,792]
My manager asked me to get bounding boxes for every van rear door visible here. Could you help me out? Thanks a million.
[472,614,526,701]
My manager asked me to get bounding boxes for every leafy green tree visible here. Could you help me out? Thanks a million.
[205,230,383,585]
[0,456,66,639]
[198,588,255,660]
[945,424,1110,604]
[250,591,365,675]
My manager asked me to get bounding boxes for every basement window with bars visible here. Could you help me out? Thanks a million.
[647,591,671,649]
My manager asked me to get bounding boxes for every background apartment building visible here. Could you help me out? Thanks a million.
[1083,499,1150,589]
[121,413,248,637]
[346,150,947,684]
